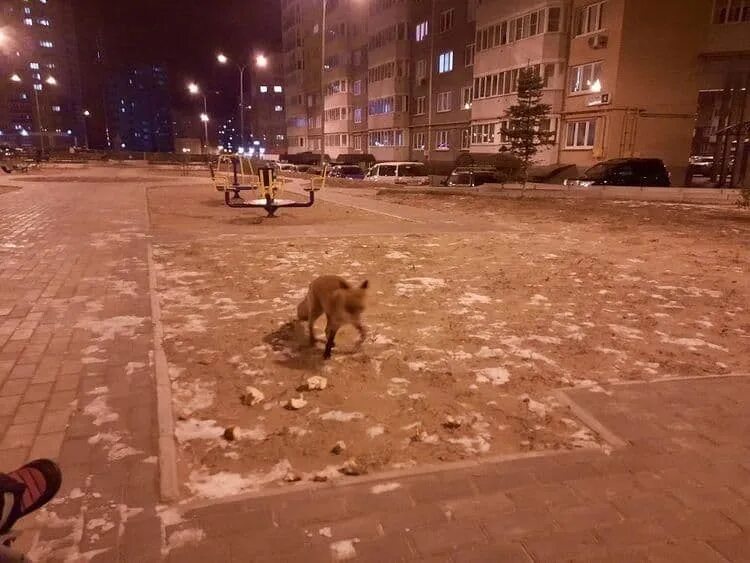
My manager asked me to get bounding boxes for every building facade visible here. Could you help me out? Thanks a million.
[0,0,83,150]
[248,53,288,156]
[105,65,174,153]
[281,0,750,185]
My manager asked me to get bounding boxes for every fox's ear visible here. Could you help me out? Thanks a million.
[360,280,369,289]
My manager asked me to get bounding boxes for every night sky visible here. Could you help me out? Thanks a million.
[73,0,282,119]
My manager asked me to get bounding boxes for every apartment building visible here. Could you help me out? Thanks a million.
[0,0,83,149]
[471,0,567,163]
[248,53,288,155]
[281,0,749,185]
[410,0,477,164]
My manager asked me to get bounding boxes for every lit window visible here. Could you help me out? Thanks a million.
[39,19,50,26]
[24,7,31,14]
[569,61,603,93]
[275,105,283,112]
[29,63,39,69]
[438,51,454,73]
[273,85,283,93]
[24,18,33,26]
[34,84,42,91]
[52,106,61,112]
[415,20,428,42]
[260,86,268,93]
[40,41,54,48]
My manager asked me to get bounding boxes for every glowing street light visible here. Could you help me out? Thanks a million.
[200,113,209,123]
[255,54,268,68]
[45,75,57,86]
[10,73,21,83]
[83,110,91,117]
[216,53,228,64]
[187,82,200,95]
[188,83,209,152]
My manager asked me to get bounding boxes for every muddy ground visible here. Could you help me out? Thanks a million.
[149,181,750,500]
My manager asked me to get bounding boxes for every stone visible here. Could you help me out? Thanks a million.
[340,459,365,476]
[443,416,462,430]
[223,427,237,441]
[306,376,328,391]
[286,396,307,410]
[241,386,265,406]
[331,441,347,455]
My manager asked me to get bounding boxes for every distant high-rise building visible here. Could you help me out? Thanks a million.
[218,117,239,153]
[0,0,83,149]
[105,65,174,152]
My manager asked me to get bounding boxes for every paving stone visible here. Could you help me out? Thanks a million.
[409,521,488,555]
[709,534,750,561]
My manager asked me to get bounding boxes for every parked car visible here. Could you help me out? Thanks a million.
[564,158,671,187]
[364,162,430,186]
[688,155,714,177]
[442,167,505,187]
[275,162,298,172]
[328,164,365,180]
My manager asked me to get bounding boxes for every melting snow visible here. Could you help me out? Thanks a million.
[371,482,401,494]
[320,411,365,422]
[476,367,511,386]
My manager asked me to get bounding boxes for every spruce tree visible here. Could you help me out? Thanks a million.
[501,67,555,186]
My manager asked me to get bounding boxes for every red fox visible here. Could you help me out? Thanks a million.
[297,275,369,359]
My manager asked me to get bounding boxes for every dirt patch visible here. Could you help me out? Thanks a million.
[151,191,749,499]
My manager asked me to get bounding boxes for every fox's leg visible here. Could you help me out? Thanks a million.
[354,321,367,343]
[323,318,339,360]
[308,301,323,346]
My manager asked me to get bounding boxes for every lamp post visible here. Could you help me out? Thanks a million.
[10,73,57,156]
[217,53,268,153]
[83,110,91,149]
[188,82,209,153]
[320,0,327,168]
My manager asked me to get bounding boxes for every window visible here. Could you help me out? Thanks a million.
[40,41,53,48]
[436,91,452,112]
[461,129,471,150]
[436,130,449,150]
[440,9,454,32]
[29,62,39,69]
[369,130,406,147]
[24,18,33,26]
[415,59,426,81]
[260,86,269,93]
[570,61,602,93]
[352,80,362,95]
[576,1,605,36]
[413,131,426,150]
[461,86,473,109]
[438,51,454,73]
[353,135,362,150]
[565,120,597,148]
[465,43,475,67]
[416,20,429,41]
[713,0,750,23]
[471,123,495,144]
[415,96,426,115]
[275,105,283,112]
[548,7,561,32]
[354,108,364,123]
[274,86,283,93]
[51,105,61,112]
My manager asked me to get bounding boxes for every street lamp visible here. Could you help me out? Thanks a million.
[217,53,269,154]
[187,82,209,153]
[320,0,328,168]
[9,73,57,156]
[83,110,91,149]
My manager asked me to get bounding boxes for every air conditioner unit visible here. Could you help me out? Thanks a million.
[588,34,608,49]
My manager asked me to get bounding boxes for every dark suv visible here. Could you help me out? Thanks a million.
[442,167,505,187]
[565,158,671,187]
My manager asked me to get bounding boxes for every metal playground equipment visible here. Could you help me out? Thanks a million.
[210,155,323,217]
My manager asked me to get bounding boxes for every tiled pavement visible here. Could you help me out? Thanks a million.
[1,171,749,562]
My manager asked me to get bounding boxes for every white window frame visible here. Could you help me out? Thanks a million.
[461,86,473,109]
[438,51,454,74]
[413,131,426,150]
[436,130,450,150]
[464,43,475,67]
[352,80,362,95]
[415,96,426,115]
[569,61,602,93]
[576,1,606,36]
[436,91,452,113]
[460,129,471,150]
[416,20,429,42]
[565,119,597,149]
[439,9,454,33]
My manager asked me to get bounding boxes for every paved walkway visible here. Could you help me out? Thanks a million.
[0,169,748,562]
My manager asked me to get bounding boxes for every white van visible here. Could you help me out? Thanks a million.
[364,161,430,186]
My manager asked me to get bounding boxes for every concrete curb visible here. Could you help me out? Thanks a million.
[146,242,181,502]
[376,185,743,206]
